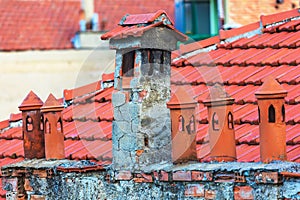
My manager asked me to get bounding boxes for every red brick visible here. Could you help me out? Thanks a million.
[30,195,46,200]
[173,171,192,181]
[191,171,213,181]
[159,171,169,182]
[255,172,282,184]
[115,171,132,181]
[134,173,153,183]
[24,178,33,191]
[234,186,254,200]
[33,169,47,178]
[184,184,205,197]
[205,190,216,199]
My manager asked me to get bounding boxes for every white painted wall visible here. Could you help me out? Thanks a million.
[0,48,115,121]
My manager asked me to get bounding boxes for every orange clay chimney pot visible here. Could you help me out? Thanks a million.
[19,91,45,159]
[167,86,198,164]
[255,76,287,163]
[41,93,65,160]
[203,85,237,162]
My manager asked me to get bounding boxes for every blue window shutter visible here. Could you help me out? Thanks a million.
[175,0,185,33]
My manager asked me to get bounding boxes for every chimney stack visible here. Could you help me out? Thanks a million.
[41,94,65,160]
[19,91,45,159]
[167,86,197,163]
[203,85,237,162]
[102,10,187,170]
[255,77,287,163]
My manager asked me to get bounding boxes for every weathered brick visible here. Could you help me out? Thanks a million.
[33,169,47,178]
[115,171,132,181]
[30,195,46,200]
[234,186,254,200]
[184,184,205,197]
[11,169,25,177]
[191,171,213,181]
[205,189,216,199]
[24,178,33,192]
[255,172,282,184]
[172,171,192,181]
[214,173,235,182]
[159,171,169,182]
[133,173,153,183]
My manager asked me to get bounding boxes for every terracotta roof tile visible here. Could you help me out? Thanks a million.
[260,8,300,26]
[0,0,80,51]
[219,22,260,40]
[94,0,174,31]
[64,81,101,101]
[121,10,173,25]
[0,120,9,131]
[9,113,22,122]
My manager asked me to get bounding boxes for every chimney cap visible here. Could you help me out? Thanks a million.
[255,76,287,99]
[119,10,174,26]
[19,91,43,111]
[167,86,197,109]
[203,85,234,106]
[41,93,64,112]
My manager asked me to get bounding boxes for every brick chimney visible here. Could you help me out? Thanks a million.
[203,85,237,162]
[18,91,45,159]
[255,77,287,163]
[167,86,197,163]
[101,10,187,170]
[41,94,65,160]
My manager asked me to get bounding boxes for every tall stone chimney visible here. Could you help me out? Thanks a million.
[101,10,187,170]
[255,77,287,163]
[18,91,45,159]
[203,85,237,162]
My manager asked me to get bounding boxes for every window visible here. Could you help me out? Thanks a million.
[228,112,234,129]
[141,49,167,76]
[258,107,261,123]
[40,115,44,131]
[144,135,149,148]
[281,105,285,122]
[212,112,220,131]
[122,51,135,77]
[179,115,185,131]
[186,115,196,134]
[57,118,63,132]
[175,0,219,40]
[149,50,155,76]
[26,116,33,132]
[45,119,51,134]
[268,105,275,123]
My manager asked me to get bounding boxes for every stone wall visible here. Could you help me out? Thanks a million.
[2,160,300,200]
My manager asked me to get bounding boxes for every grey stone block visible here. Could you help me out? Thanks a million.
[112,92,126,107]
[119,135,137,152]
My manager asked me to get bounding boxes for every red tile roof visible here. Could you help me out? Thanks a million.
[0,0,80,51]
[1,8,300,198]
[94,0,174,31]
[101,11,186,41]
